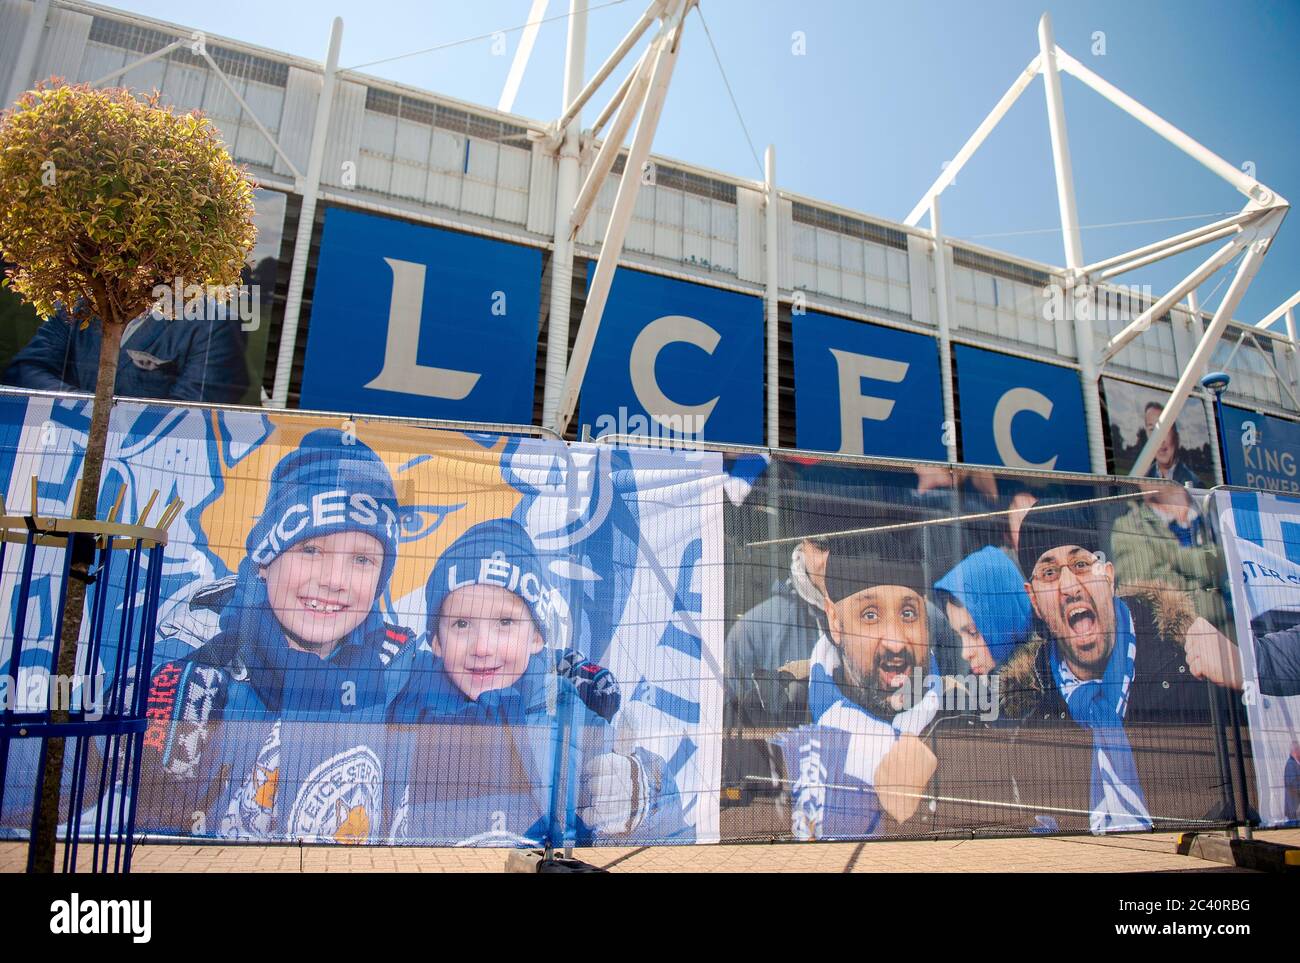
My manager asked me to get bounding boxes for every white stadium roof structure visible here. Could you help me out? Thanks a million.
[2,0,1298,480]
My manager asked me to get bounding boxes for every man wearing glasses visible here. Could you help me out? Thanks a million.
[1000,504,1242,834]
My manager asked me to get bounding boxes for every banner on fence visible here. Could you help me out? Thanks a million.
[0,393,722,846]
[1215,489,1300,827]
[723,457,1238,840]
[0,391,1272,846]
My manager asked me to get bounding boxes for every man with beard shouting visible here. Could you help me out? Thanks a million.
[770,521,964,841]
[999,503,1242,835]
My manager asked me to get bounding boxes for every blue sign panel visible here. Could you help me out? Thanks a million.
[578,266,763,444]
[1221,406,1300,493]
[791,311,945,458]
[953,344,1088,472]
[300,207,542,422]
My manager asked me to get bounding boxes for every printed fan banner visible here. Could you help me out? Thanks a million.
[0,389,1291,846]
[1214,490,1300,828]
[0,392,722,846]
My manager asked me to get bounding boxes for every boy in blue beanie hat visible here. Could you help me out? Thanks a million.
[934,546,1033,676]
[389,518,685,846]
[135,428,418,843]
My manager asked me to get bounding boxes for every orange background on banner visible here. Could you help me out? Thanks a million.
[198,413,523,617]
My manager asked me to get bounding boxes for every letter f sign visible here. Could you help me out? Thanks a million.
[365,258,482,400]
[829,348,909,455]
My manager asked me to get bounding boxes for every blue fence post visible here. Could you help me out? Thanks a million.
[1,496,171,873]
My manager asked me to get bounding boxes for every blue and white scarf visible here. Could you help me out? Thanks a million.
[808,634,941,786]
[1050,598,1153,834]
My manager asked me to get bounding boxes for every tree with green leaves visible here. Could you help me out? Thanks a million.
[0,81,256,872]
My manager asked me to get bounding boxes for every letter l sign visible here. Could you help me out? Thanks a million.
[365,257,482,399]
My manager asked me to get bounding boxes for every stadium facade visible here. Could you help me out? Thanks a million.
[2,0,1298,489]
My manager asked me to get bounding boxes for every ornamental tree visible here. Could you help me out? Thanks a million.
[0,81,256,872]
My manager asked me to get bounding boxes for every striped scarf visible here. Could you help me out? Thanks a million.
[1051,598,1152,834]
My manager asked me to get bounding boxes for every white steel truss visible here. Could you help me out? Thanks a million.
[550,0,691,437]
[88,36,304,183]
[904,13,1289,479]
[59,11,331,409]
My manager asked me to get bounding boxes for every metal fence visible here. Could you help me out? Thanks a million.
[0,390,1292,853]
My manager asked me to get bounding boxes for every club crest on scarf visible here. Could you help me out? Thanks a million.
[287,746,383,845]
[222,721,282,839]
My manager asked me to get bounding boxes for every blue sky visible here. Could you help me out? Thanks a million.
[106,0,1300,327]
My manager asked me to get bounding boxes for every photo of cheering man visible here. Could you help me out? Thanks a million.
[770,516,975,841]
[1000,503,1242,834]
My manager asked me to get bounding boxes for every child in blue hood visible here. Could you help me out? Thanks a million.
[934,546,1033,676]
[389,519,684,846]
[136,428,416,843]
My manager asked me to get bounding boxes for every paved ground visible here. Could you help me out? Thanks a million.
[3,829,1296,873]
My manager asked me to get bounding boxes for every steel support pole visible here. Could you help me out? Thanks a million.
[1101,233,1251,364]
[764,145,779,447]
[1287,307,1300,409]
[499,0,549,114]
[1083,209,1260,278]
[201,48,303,180]
[555,2,685,436]
[1187,290,1204,337]
[1093,223,1242,282]
[90,38,186,88]
[1038,15,1104,474]
[542,0,588,431]
[270,18,342,409]
[1055,47,1273,204]
[1038,14,1083,272]
[903,53,1040,227]
[556,2,657,132]
[1131,218,1280,477]
[931,197,958,463]
[568,37,656,236]
[1192,292,1225,484]
[1203,391,1225,485]
[1254,289,1300,329]
[589,46,648,140]
[5,0,50,107]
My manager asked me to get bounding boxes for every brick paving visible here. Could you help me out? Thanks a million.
[2,829,1296,873]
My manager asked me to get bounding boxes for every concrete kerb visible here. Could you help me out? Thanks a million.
[1176,832,1300,873]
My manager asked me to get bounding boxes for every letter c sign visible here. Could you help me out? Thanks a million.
[993,387,1057,470]
[578,266,763,444]
[629,315,722,433]
[953,344,1089,473]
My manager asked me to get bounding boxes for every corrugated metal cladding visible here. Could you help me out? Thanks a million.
[789,202,912,321]
[0,1,33,78]
[577,153,742,279]
[0,0,1293,419]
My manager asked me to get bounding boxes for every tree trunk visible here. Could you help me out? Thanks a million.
[29,319,122,873]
